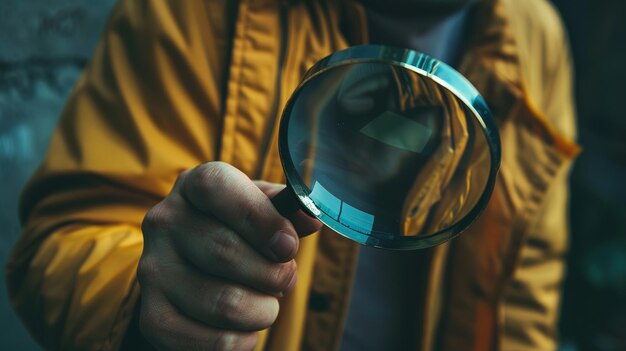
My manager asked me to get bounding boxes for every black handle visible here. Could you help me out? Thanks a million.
[271,187,305,218]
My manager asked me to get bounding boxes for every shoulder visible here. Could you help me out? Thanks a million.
[502,0,570,79]
[501,0,570,80]
[501,0,567,47]
[501,0,575,139]
[108,0,232,46]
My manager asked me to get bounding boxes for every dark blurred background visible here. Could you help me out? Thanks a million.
[0,1,116,349]
[0,0,624,350]
[552,1,626,350]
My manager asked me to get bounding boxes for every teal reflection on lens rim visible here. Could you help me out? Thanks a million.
[278,45,501,250]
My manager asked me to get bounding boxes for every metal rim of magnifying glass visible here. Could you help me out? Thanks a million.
[277,44,501,250]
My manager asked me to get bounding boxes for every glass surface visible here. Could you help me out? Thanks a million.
[278,46,499,249]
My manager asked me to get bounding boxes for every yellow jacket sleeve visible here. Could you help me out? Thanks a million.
[5,1,231,349]
[501,1,578,349]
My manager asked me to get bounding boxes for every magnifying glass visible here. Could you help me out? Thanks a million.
[271,45,500,250]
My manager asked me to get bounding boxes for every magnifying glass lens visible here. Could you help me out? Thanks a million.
[277,46,499,249]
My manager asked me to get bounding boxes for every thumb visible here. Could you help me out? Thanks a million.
[254,181,323,237]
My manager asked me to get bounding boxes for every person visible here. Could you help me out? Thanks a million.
[5,0,579,350]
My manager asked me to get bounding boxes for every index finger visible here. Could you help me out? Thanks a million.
[177,162,299,262]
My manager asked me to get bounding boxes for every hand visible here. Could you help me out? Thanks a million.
[137,162,321,350]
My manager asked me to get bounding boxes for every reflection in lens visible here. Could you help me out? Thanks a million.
[282,60,492,247]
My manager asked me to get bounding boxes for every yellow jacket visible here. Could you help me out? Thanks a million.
[6,0,580,350]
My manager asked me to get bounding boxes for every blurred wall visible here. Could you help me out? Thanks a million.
[0,1,115,349]
[552,1,626,350]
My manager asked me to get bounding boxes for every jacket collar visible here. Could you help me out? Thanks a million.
[339,0,525,125]
[456,0,525,124]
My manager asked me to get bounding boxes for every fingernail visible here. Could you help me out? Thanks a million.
[269,230,296,261]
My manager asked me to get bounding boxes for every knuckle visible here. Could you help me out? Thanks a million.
[211,331,238,351]
[190,162,229,194]
[177,167,192,181]
[214,285,247,324]
[136,256,161,285]
[208,231,241,265]
[141,202,172,235]
[141,209,158,235]
[266,261,297,293]
[239,197,267,230]
[212,331,257,351]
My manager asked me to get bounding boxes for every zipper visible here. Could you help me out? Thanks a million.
[215,0,240,161]
[255,1,289,180]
